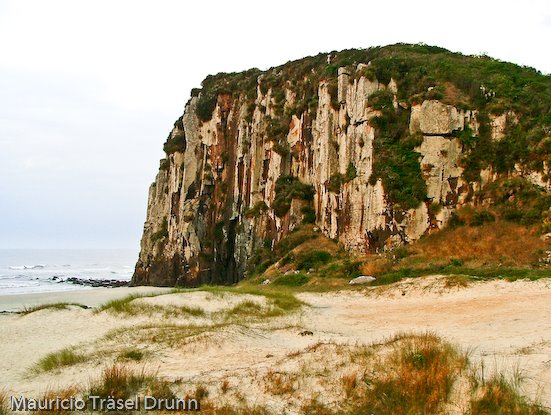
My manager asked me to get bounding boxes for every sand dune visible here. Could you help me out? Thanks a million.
[1,277,550,412]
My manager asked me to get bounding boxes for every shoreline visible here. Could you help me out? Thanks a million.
[0,286,172,312]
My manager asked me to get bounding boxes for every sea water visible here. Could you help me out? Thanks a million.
[0,249,137,295]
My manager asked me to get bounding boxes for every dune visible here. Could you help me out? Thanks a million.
[1,277,550,412]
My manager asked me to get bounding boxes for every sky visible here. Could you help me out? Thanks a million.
[0,0,550,251]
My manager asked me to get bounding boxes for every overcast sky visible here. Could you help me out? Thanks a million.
[0,0,550,251]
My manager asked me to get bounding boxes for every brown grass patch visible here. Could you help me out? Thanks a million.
[350,332,469,414]
[220,379,230,394]
[263,370,296,395]
[409,222,546,267]
[360,255,393,276]
[32,386,79,415]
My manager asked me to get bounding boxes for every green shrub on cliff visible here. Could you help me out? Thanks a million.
[327,163,358,193]
[478,177,551,228]
[151,218,168,242]
[273,176,315,217]
[163,131,186,154]
[244,201,269,219]
[196,92,218,122]
[369,107,427,210]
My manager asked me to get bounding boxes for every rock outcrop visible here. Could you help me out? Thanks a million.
[132,45,551,286]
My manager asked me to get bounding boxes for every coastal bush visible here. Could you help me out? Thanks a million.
[272,140,290,156]
[370,135,427,209]
[471,210,495,226]
[300,206,316,224]
[317,258,362,280]
[159,158,170,171]
[296,250,332,270]
[266,115,291,142]
[478,177,551,229]
[368,90,394,110]
[273,272,309,287]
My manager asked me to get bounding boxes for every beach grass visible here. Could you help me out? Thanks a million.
[23,329,550,414]
[96,291,205,317]
[468,365,548,415]
[34,347,88,372]
[95,292,166,314]
[0,389,8,415]
[118,348,146,362]
[88,364,176,401]
[195,285,304,316]
[20,302,88,315]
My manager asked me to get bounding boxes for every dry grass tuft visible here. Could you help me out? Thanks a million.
[469,372,548,414]
[194,384,209,401]
[341,372,358,397]
[220,379,230,394]
[87,364,176,402]
[263,370,296,395]
[89,364,148,400]
[0,389,8,415]
[300,398,337,415]
[443,275,472,288]
[31,386,80,415]
[198,403,271,414]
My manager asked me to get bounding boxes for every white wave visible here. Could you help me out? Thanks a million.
[8,264,46,270]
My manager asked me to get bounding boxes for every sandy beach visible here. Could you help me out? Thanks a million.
[0,286,171,313]
[1,277,550,412]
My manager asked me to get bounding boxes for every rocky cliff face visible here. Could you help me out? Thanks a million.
[132,45,551,286]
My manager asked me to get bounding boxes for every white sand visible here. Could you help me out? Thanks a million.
[1,277,551,410]
[0,286,171,312]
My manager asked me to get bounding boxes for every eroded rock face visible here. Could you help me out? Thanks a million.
[410,100,476,135]
[131,66,542,287]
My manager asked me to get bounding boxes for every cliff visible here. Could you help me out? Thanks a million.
[132,44,551,286]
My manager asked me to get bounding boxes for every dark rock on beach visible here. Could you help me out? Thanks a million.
[55,277,129,288]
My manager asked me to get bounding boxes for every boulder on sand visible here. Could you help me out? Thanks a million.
[349,275,376,285]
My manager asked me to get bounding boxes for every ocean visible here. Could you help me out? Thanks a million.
[0,249,137,295]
